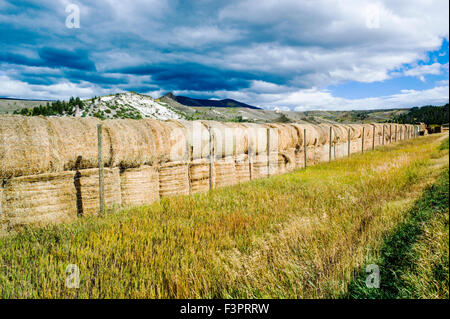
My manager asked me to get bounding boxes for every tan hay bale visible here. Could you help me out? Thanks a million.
[74,168,122,216]
[0,115,63,178]
[267,123,298,151]
[332,124,349,143]
[235,154,250,183]
[213,156,237,187]
[250,154,269,179]
[103,119,157,168]
[143,119,172,163]
[276,149,296,174]
[120,165,159,206]
[47,116,111,171]
[189,158,211,194]
[164,120,190,161]
[290,123,321,146]
[159,161,189,197]
[1,171,77,231]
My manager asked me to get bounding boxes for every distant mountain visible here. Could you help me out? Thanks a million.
[162,92,261,110]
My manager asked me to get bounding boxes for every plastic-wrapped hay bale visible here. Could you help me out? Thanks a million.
[120,165,159,206]
[213,156,237,188]
[235,154,250,183]
[104,119,157,168]
[189,158,211,193]
[47,117,111,171]
[159,161,189,197]
[74,168,122,216]
[1,171,77,231]
[0,115,64,178]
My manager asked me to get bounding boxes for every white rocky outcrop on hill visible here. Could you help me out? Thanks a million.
[80,92,182,120]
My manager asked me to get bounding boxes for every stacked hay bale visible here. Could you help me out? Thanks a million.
[268,124,297,174]
[202,121,238,188]
[1,167,122,232]
[47,117,110,171]
[1,171,77,232]
[241,123,270,179]
[119,166,159,207]
[177,120,212,193]
[0,115,64,179]
[228,123,250,183]
[158,160,190,197]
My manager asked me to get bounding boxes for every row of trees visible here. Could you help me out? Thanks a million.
[14,97,84,116]
[391,104,449,125]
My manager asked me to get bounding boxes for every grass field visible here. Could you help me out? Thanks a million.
[0,134,448,298]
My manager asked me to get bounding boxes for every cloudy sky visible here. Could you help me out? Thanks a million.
[0,0,448,111]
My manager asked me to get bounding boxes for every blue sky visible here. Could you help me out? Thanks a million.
[0,0,448,111]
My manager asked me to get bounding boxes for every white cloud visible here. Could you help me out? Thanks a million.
[0,75,116,100]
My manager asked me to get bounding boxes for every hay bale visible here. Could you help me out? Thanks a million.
[201,121,236,158]
[241,123,270,154]
[235,154,250,183]
[120,166,159,206]
[268,124,298,151]
[0,115,63,178]
[250,154,269,179]
[224,123,249,155]
[213,156,237,187]
[176,120,210,160]
[0,171,77,232]
[47,117,110,171]
[73,168,122,216]
[276,149,296,174]
[103,119,157,168]
[159,161,189,197]
[189,158,211,194]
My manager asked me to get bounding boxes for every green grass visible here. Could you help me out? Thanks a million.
[345,165,449,299]
[0,134,448,298]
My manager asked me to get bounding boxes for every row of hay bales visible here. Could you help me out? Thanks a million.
[0,115,417,234]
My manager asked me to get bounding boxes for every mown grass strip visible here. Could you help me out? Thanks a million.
[345,155,449,299]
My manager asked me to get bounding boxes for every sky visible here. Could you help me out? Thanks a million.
[0,0,448,111]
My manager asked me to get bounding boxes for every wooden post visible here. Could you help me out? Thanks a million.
[347,128,351,157]
[362,127,365,154]
[382,125,385,146]
[389,125,392,144]
[372,125,375,150]
[266,128,270,177]
[304,129,307,168]
[97,124,105,216]
[395,125,397,142]
[186,137,191,195]
[209,127,213,190]
[248,145,252,180]
[329,126,332,162]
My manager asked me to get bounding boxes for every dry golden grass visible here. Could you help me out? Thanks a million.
[0,133,447,298]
